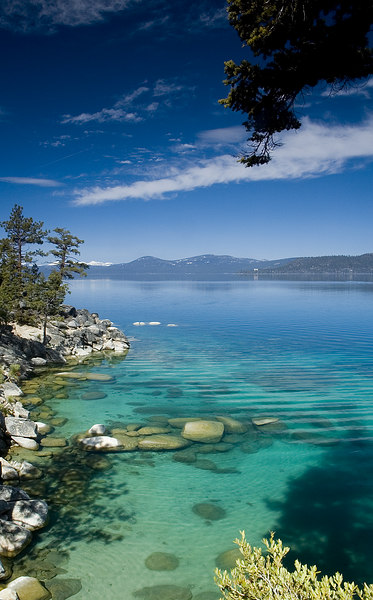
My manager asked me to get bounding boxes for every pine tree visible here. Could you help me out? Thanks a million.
[47,228,88,280]
[0,204,48,316]
[221,0,373,166]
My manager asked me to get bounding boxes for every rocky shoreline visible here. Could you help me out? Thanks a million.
[0,306,130,599]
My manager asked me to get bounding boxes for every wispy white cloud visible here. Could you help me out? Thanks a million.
[62,107,142,124]
[62,80,189,125]
[137,15,169,32]
[119,86,149,105]
[198,8,227,29]
[153,79,186,97]
[41,134,73,147]
[0,0,133,32]
[197,126,247,146]
[72,116,373,205]
[145,102,159,113]
[61,86,149,124]
[0,176,62,186]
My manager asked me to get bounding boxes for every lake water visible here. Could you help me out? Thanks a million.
[14,279,373,597]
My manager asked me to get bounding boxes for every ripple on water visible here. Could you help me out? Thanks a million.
[13,279,373,597]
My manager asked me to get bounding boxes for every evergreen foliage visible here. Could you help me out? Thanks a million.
[47,228,88,280]
[220,0,373,166]
[0,205,87,332]
[215,532,373,600]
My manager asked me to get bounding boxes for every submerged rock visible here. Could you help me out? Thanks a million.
[50,417,68,427]
[193,593,219,600]
[173,450,197,464]
[291,430,338,446]
[81,391,107,401]
[182,421,224,444]
[41,437,67,448]
[216,416,248,433]
[35,422,52,435]
[44,578,82,600]
[56,372,85,380]
[7,576,51,600]
[215,548,242,570]
[85,373,113,382]
[113,433,139,451]
[138,435,191,451]
[85,455,112,471]
[192,503,226,520]
[194,459,218,472]
[134,585,192,600]
[252,417,279,427]
[137,426,171,436]
[145,552,180,571]
[168,417,202,429]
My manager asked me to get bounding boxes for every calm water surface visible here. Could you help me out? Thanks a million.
[16,280,373,597]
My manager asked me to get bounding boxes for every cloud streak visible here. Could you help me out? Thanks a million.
[62,108,142,125]
[0,0,133,32]
[0,176,62,186]
[72,116,373,206]
[62,80,190,125]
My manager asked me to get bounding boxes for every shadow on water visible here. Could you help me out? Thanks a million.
[266,428,373,585]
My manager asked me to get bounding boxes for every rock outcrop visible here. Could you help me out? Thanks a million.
[0,486,48,558]
[0,305,129,385]
[0,305,129,593]
[10,305,129,368]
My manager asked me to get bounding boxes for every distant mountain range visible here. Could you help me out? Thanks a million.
[261,253,373,274]
[40,253,373,279]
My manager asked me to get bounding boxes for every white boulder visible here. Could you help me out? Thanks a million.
[10,499,48,531]
[11,437,39,451]
[5,418,37,439]
[0,519,32,557]
[80,436,120,450]
[88,424,106,436]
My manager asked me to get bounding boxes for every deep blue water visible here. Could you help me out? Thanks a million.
[17,279,373,598]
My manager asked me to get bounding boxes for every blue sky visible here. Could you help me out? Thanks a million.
[0,0,372,263]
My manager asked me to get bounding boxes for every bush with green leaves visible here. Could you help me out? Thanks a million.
[215,532,373,600]
[8,363,21,382]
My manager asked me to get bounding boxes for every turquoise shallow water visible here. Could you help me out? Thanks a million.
[17,280,373,596]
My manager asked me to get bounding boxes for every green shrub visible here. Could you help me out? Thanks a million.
[8,363,21,381]
[215,532,373,600]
